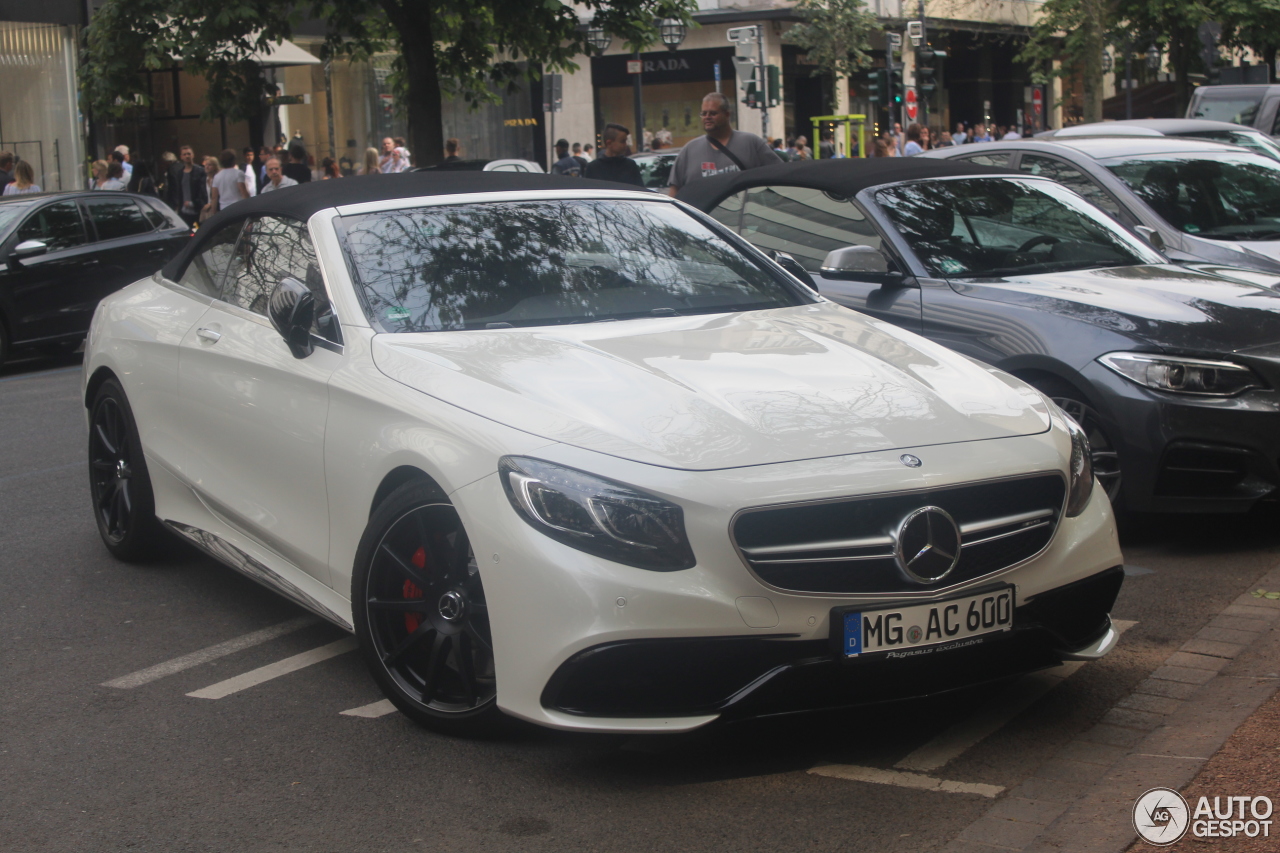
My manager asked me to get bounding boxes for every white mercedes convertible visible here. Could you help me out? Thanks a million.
[83,172,1124,735]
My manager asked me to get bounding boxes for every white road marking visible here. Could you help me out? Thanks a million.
[808,765,1004,798]
[894,619,1138,773]
[101,616,318,689]
[340,699,398,718]
[186,637,357,700]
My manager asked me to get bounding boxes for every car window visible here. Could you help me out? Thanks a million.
[84,197,152,241]
[635,154,676,189]
[1018,154,1120,214]
[491,164,518,172]
[221,215,340,342]
[1106,153,1280,240]
[707,191,745,233]
[874,177,1160,278]
[958,152,1013,167]
[737,185,882,272]
[1190,91,1264,126]
[1182,130,1280,162]
[176,220,242,297]
[16,201,86,252]
[338,198,811,331]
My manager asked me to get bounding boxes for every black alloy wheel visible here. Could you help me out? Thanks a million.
[353,481,502,735]
[88,379,161,561]
[1032,378,1123,507]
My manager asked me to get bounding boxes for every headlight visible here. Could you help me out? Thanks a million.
[1043,399,1094,517]
[1099,352,1265,397]
[499,457,696,571]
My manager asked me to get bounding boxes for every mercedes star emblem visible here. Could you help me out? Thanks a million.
[437,589,466,621]
[894,506,962,584]
[900,454,922,468]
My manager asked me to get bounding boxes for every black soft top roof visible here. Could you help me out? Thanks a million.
[162,171,642,280]
[675,157,1016,212]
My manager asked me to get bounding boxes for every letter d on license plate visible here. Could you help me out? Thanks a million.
[840,586,1014,657]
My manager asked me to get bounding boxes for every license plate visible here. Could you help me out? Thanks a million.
[840,587,1015,658]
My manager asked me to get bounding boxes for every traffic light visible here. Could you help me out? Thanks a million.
[868,69,884,103]
[916,47,946,95]
[890,66,904,105]
[766,64,782,108]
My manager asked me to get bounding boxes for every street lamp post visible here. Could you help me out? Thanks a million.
[1146,43,1161,71]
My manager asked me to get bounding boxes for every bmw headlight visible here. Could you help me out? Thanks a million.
[499,457,696,571]
[1099,353,1264,397]
[1043,399,1094,517]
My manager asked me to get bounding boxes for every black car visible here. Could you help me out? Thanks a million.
[679,158,1280,514]
[0,191,189,365]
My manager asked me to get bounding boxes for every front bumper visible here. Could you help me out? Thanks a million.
[1080,361,1280,513]
[452,430,1124,733]
[541,567,1123,721]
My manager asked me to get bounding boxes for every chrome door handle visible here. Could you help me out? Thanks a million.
[196,327,221,343]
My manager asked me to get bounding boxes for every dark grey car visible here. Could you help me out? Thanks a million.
[678,158,1280,514]
[921,136,1280,276]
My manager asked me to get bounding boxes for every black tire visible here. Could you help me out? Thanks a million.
[88,378,163,561]
[1028,376,1123,508]
[352,480,505,736]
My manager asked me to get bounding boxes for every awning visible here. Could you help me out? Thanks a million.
[250,38,322,67]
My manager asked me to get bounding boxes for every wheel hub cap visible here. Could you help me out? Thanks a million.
[437,590,466,622]
[115,459,130,479]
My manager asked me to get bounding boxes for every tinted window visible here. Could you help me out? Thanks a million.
[339,199,809,332]
[1189,91,1263,125]
[1106,154,1280,240]
[708,191,744,232]
[221,215,338,341]
[635,154,677,189]
[959,152,1012,167]
[1019,154,1119,214]
[177,221,241,297]
[875,178,1159,278]
[84,197,152,241]
[735,186,882,272]
[16,201,86,251]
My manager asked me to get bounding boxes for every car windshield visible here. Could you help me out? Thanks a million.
[1181,130,1280,162]
[1189,91,1264,125]
[338,198,809,331]
[0,201,34,235]
[874,177,1160,278]
[633,154,677,189]
[1106,153,1280,240]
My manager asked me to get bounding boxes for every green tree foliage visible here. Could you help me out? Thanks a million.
[81,0,694,165]
[1018,0,1113,122]
[1219,0,1280,77]
[784,0,879,110]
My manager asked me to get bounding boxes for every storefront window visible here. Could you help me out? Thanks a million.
[0,21,85,190]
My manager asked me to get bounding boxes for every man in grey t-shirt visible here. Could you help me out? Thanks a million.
[667,92,780,196]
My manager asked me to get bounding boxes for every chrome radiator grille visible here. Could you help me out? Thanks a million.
[732,474,1066,595]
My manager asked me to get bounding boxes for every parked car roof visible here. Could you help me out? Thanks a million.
[675,157,1013,212]
[1043,118,1263,138]
[938,136,1250,160]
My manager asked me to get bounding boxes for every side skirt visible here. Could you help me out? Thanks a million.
[164,520,354,632]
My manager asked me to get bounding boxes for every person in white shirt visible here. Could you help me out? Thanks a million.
[113,145,133,178]
[241,147,258,196]
[1002,128,1022,140]
[259,158,299,192]
[378,137,408,173]
[209,149,249,210]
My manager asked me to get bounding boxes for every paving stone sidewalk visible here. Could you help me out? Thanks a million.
[941,563,1280,853]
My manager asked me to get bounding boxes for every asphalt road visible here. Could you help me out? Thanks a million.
[2,352,1278,853]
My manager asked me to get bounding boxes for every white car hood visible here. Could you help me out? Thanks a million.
[371,302,1050,470]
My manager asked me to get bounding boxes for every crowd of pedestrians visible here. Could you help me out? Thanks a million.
[869,119,1027,157]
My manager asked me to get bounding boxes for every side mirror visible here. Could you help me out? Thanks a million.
[268,277,315,359]
[820,244,905,284]
[12,239,47,261]
[766,249,818,291]
[1134,225,1166,253]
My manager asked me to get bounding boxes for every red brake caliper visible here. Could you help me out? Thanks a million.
[403,546,427,633]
